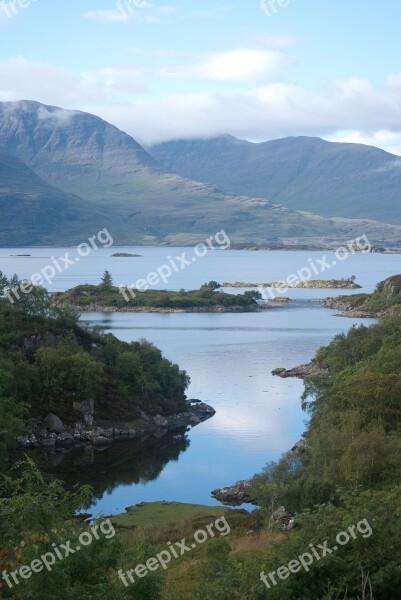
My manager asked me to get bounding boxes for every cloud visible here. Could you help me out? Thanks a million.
[99,76,401,149]
[0,57,146,106]
[201,48,289,82]
[154,48,289,82]
[2,55,401,155]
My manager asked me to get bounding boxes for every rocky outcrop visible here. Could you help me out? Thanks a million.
[272,361,330,379]
[211,480,254,506]
[269,506,295,530]
[222,280,361,289]
[17,402,216,449]
[52,303,266,314]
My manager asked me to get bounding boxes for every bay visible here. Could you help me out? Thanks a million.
[2,247,399,515]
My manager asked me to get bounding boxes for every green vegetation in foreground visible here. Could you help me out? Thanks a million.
[0,270,190,468]
[110,501,230,528]
[2,273,401,600]
[54,276,262,311]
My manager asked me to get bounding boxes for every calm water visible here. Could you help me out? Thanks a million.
[2,247,400,515]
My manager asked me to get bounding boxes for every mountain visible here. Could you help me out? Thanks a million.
[150,135,401,225]
[0,151,112,246]
[1,101,401,247]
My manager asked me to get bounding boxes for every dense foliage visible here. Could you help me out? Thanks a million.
[0,272,190,467]
[2,272,401,599]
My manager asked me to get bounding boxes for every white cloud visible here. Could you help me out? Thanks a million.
[0,57,146,106]
[99,77,401,150]
[154,48,289,82]
[2,55,401,155]
[202,48,289,82]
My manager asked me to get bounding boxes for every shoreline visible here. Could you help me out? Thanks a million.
[59,303,274,313]
[17,402,216,450]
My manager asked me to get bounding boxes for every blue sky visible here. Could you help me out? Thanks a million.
[1,0,401,152]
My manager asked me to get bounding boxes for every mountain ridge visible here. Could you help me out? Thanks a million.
[1,100,401,247]
[150,135,401,224]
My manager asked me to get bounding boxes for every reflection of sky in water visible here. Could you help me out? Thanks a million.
[87,308,375,516]
[1,248,393,515]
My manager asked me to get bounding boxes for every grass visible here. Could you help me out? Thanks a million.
[109,501,231,529]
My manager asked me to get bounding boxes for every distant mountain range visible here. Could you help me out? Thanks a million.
[0,100,400,247]
[150,135,401,225]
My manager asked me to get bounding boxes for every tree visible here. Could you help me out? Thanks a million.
[100,270,113,290]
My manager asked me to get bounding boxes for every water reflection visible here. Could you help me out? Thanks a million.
[23,429,190,508]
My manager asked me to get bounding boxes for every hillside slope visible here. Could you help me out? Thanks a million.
[0,151,112,246]
[150,135,401,224]
[1,101,401,246]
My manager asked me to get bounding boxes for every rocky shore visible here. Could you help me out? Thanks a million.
[321,296,384,318]
[221,279,361,289]
[60,303,273,313]
[272,360,330,379]
[17,401,216,449]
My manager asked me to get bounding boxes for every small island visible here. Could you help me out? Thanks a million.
[222,278,361,289]
[111,252,143,257]
[52,273,269,313]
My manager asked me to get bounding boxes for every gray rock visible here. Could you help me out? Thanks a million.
[44,413,64,433]
[73,399,94,426]
[56,432,74,445]
[269,506,294,530]
[154,414,169,428]
[212,480,252,506]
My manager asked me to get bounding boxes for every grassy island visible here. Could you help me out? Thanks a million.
[53,276,264,312]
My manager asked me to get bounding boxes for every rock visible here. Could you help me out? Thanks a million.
[291,439,307,454]
[272,361,330,379]
[56,432,74,445]
[140,411,153,423]
[16,434,39,448]
[212,480,253,506]
[40,433,57,447]
[44,413,65,433]
[73,399,94,426]
[269,506,294,530]
[154,414,169,428]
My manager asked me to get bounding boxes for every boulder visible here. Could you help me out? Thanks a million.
[269,506,294,530]
[212,480,253,506]
[44,413,65,433]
